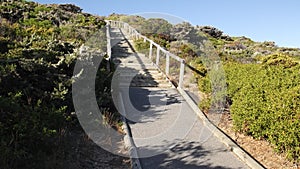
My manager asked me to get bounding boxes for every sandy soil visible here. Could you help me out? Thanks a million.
[52,126,131,169]
[218,111,299,169]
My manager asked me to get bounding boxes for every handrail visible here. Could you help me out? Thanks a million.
[105,20,186,88]
[105,22,112,61]
[104,20,266,169]
[106,20,184,62]
[105,21,113,71]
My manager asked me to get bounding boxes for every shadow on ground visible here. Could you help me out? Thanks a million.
[138,139,243,169]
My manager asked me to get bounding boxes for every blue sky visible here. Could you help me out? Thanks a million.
[34,0,300,48]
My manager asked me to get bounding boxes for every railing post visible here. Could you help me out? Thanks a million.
[156,47,160,66]
[149,42,153,59]
[125,25,128,34]
[131,29,134,39]
[133,30,136,40]
[129,28,133,38]
[166,53,170,76]
[178,59,185,88]
[106,24,112,71]
[128,28,131,39]
[135,31,138,40]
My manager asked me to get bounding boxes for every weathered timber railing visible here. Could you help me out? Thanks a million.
[105,24,111,71]
[104,20,266,169]
[106,24,112,61]
[105,20,186,89]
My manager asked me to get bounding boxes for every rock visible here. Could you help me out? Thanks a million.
[224,42,247,50]
[197,26,223,38]
[58,4,82,13]
[82,12,92,17]
[221,34,233,41]
[262,41,276,47]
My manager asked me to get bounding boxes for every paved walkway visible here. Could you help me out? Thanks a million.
[110,27,249,169]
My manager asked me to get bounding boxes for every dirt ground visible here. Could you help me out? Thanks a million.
[218,111,299,169]
[184,70,300,169]
[65,109,300,169]
[53,126,131,169]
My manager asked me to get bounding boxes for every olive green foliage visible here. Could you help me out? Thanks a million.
[179,43,197,58]
[143,18,172,35]
[261,53,298,68]
[193,22,300,162]
[145,33,175,49]
[133,38,150,52]
[111,15,174,49]
[225,56,300,161]
[0,1,107,168]
[120,16,172,35]
[110,14,300,162]
[197,64,226,114]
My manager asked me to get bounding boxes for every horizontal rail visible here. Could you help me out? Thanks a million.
[106,20,184,63]
[106,20,185,88]
[106,24,112,60]
[105,20,265,169]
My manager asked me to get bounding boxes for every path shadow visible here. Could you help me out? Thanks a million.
[138,140,245,169]
[123,87,182,124]
[111,28,160,88]
[108,27,249,169]
[110,27,183,123]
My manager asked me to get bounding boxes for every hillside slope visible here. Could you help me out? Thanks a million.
[0,1,129,169]
[108,14,300,167]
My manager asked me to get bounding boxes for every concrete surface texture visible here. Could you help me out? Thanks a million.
[110,27,250,169]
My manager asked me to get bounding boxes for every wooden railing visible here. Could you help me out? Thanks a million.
[105,20,186,89]
[104,20,266,169]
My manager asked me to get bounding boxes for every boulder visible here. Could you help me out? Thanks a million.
[220,34,233,41]
[198,26,223,38]
[58,4,82,13]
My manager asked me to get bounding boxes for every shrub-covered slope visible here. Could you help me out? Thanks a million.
[0,1,125,168]
[108,14,300,162]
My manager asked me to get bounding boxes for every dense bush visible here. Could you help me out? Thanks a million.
[224,57,300,161]
[145,34,164,48]
[111,12,300,162]
[133,38,150,52]
[0,1,108,168]
[261,53,298,68]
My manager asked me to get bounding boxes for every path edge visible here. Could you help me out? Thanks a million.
[119,93,143,169]
[177,88,266,169]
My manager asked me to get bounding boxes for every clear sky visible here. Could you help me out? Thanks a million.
[34,0,300,48]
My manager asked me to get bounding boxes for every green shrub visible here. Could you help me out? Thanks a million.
[225,61,300,161]
[0,1,109,168]
[133,38,150,52]
[261,53,298,68]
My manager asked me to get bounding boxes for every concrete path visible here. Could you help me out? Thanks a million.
[110,27,250,169]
